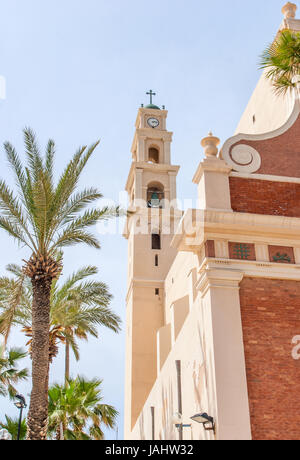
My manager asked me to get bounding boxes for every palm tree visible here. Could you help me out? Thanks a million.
[260,29,300,94]
[0,128,119,439]
[48,376,118,440]
[0,415,27,440]
[49,264,121,381]
[0,264,121,382]
[0,346,28,398]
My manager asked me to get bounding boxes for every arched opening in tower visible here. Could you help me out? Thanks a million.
[148,147,159,164]
[147,183,165,208]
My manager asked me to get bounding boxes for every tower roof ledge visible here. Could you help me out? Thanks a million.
[144,104,161,110]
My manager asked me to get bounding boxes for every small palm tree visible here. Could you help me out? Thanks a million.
[0,415,27,440]
[0,264,121,382]
[0,346,28,398]
[48,376,118,440]
[49,265,121,381]
[260,29,300,94]
[0,128,119,439]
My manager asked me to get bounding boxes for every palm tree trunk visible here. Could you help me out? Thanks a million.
[0,333,9,358]
[55,422,64,440]
[26,276,51,440]
[55,425,61,440]
[65,340,70,383]
[0,340,5,358]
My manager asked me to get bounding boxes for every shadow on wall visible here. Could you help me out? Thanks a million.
[160,380,175,440]
[196,323,208,407]
[138,411,145,441]
[171,296,190,341]
[198,305,217,414]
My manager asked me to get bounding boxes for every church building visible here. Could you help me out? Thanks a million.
[124,3,300,441]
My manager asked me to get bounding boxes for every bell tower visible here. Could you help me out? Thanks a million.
[127,91,178,205]
[124,92,181,436]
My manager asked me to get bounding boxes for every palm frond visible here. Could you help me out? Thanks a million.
[23,127,44,183]
[0,181,36,250]
[260,30,300,95]
[57,266,98,296]
[0,217,28,248]
[46,146,88,232]
[58,188,103,225]
[51,229,101,251]
[66,335,80,362]
[45,139,55,187]
[0,346,28,398]
[0,272,27,345]
[4,142,27,202]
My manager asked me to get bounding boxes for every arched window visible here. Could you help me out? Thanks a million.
[148,147,159,164]
[147,183,165,208]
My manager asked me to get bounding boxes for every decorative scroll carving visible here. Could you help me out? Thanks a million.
[226,144,261,173]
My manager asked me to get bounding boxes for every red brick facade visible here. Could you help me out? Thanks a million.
[229,114,300,178]
[229,177,300,218]
[268,245,295,264]
[240,277,300,440]
[205,240,215,258]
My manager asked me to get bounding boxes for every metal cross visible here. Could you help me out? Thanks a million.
[146,89,156,105]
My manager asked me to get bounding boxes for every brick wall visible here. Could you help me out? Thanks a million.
[229,114,300,178]
[230,177,300,217]
[240,277,300,440]
[205,240,215,258]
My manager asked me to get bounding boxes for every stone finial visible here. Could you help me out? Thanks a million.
[201,132,220,158]
[282,2,297,19]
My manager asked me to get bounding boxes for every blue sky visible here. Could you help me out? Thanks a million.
[0,0,291,439]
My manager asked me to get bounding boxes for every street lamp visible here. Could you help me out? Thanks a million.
[190,413,215,433]
[14,395,27,441]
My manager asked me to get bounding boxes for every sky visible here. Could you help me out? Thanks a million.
[0,0,292,440]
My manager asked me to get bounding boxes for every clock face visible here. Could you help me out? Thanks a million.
[147,117,160,129]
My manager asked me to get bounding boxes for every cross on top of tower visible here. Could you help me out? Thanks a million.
[143,89,161,110]
[146,89,156,105]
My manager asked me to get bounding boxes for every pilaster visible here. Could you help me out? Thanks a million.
[196,267,252,440]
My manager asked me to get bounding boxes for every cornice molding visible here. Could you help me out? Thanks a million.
[171,209,300,252]
[125,162,180,192]
[131,129,173,153]
[192,158,232,184]
[280,18,300,33]
[135,128,173,140]
[196,266,244,297]
[230,172,300,184]
[199,259,300,286]
[126,278,165,303]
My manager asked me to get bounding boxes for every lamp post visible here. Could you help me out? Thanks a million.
[172,413,192,438]
[190,413,215,434]
[14,395,27,441]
